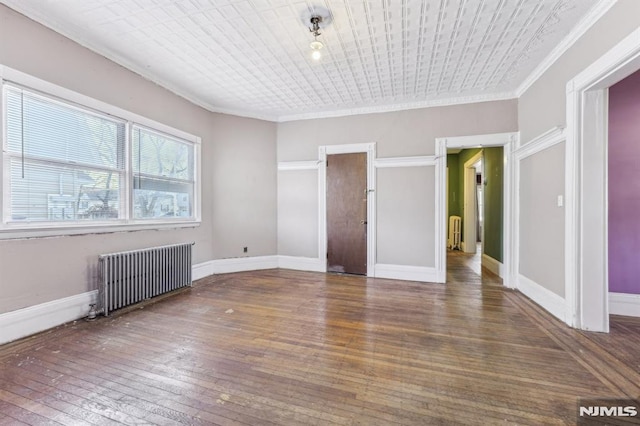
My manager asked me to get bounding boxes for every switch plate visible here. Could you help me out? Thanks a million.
[557,195,564,207]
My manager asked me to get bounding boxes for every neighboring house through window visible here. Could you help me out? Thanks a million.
[0,68,201,238]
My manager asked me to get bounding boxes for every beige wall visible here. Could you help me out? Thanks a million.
[277,100,518,161]
[516,0,640,298]
[519,143,565,297]
[518,0,640,143]
[277,169,318,258]
[376,166,435,267]
[0,5,277,314]
[277,101,518,267]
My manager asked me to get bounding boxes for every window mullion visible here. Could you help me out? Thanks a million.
[1,70,199,234]
[124,121,132,221]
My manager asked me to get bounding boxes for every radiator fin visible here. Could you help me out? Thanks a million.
[98,243,193,316]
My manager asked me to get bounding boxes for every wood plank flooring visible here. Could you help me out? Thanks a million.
[1,251,639,425]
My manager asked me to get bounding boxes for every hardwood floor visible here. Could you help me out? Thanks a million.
[1,253,639,425]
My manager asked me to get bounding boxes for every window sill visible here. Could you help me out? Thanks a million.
[0,220,201,240]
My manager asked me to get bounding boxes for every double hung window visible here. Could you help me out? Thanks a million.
[1,74,200,237]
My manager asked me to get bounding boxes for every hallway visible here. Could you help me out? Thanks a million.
[446,246,502,287]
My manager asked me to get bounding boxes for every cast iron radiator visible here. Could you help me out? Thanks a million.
[98,242,193,316]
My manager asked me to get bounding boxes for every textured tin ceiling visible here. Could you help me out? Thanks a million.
[1,0,601,121]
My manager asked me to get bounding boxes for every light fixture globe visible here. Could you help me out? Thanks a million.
[310,40,323,60]
[310,40,324,50]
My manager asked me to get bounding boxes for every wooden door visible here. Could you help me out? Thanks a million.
[326,153,367,275]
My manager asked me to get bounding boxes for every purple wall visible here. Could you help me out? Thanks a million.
[609,70,640,294]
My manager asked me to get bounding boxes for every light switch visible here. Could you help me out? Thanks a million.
[557,195,564,207]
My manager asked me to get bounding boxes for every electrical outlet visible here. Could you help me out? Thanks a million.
[243,246,248,253]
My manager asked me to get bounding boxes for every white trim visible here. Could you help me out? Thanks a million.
[374,264,439,283]
[482,254,504,278]
[609,293,640,317]
[517,274,566,323]
[0,290,98,345]
[515,0,618,97]
[278,256,326,272]
[1,256,278,345]
[192,256,279,277]
[277,161,320,171]
[438,132,516,149]
[513,126,566,158]
[319,143,376,277]
[0,65,202,239]
[0,221,201,241]
[278,92,516,122]
[435,132,517,286]
[565,27,640,332]
[192,260,215,281]
[374,156,437,168]
[463,150,483,254]
[512,126,567,320]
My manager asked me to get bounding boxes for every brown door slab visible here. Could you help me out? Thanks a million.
[326,153,367,275]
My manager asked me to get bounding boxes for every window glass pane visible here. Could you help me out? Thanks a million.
[10,159,120,222]
[2,82,198,230]
[5,87,125,169]
[133,177,192,219]
[133,127,193,180]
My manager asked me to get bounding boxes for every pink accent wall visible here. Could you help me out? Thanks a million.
[609,70,640,294]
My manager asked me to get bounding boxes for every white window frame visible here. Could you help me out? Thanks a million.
[0,65,201,239]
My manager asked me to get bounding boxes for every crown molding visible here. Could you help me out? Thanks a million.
[4,7,280,123]
[7,0,608,124]
[276,92,517,122]
[515,0,618,97]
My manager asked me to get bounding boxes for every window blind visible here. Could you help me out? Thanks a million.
[5,85,125,222]
[2,83,198,228]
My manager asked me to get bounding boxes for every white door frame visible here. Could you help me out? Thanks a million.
[435,132,518,287]
[565,28,640,332]
[462,151,483,254]
[319,143,376,277]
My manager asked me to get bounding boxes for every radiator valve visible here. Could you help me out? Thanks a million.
[87,303,97,320]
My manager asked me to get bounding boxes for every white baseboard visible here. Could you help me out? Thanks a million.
[278,256,326,272]
[517,274,566,322]
[0,290,98,345]
[193,255,279,278]
[374,264,439,283]
[482,254,504,278]
[192,261,216,280]
[609,292,640,317]
[0,257,442,345]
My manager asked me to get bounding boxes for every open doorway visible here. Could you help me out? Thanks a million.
[435,132,516,287]
[447,148,484,275]
[565,28,640,332]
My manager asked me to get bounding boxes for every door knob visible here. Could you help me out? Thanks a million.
[360,220,367,225]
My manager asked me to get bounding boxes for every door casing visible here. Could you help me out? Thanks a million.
[435,132,517,286]
[462,150,483,254]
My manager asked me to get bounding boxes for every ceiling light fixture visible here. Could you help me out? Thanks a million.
[309,15,324,61]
